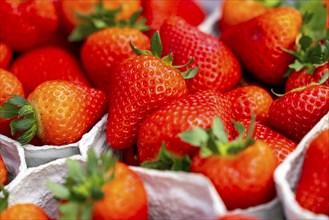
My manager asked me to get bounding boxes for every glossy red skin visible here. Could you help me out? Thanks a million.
[0,42,12,69]
[295,129,329,215]
[142,0,205,37]
[285,64,329,92]
[92,162,148,220]
[28,80,107,145]
[221,7,302,85]
[268,85,329,142]
[191,141,278,210]
[219,0,268,31]
[10,46,90,96]
[160,16,241,93]
[238,119,297,163]
[138,90,234,162]
[0,0,58,52]
[81,27,150,93]
[224,85,273,124]
[106,55,188,150]
[219,213,259,220]
[0,154,7,185]
[123,147,141,166]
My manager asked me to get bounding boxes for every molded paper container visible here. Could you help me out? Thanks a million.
[7,156,225,220]
[274,112,329,220]
[0,134,27,189]
[22,114,109,167]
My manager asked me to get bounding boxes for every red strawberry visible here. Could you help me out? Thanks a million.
[49,150,148,220]
[181,117,278,210]
[138,90,234,162]
[59,0,141,34]
[285,64,329,92]
[219,213,259,220]
[0,80,107,145]
[81,27,149,93]
[0,42,12,69]
[284,35,329,92]
[106,32,194,150]
[10,46,90,95]
[224,85,273,124]
[0,154,7,185]
[221,7,302,85]
[0,0,59,52]
[0,69,25,137]
[142,0,205,36]
[219,0,269,31]
[268,84,329,142]
[64,2,150,94]
[238,119,297,163]
[160,16,242,93]
[295,129,329,215]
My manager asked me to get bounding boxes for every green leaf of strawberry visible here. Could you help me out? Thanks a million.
[69,0,149,42]
[48,149,116,220]
[130,32,199,79]
[141,143,191,172]
[179,115,256,157]
[0,184,9,212]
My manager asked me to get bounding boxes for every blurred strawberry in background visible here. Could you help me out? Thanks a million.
[0,0,59,52]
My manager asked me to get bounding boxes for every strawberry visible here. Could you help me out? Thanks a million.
[268,84,329,142]
[0,0,59,52]
[59,0,141,34]
[224,85,273,124]
[123,147,141,166]
[138,90,234,162]
[284,34,329,92]
[0,186,49,219]
[80,28,149,93]
[238,119,297,163]
[0,80,107,145]
[48,149,148,219]
[0,69,25,137]
[295,129,329,215]
[106,32,196,150]
[221,7,302,85]
[219,213,259,220]
[142,0,205,37]
[160,16,242,93]
[285,64,329,92]
[0,155,7,185]
[0,42,12,69]
[64,2,149,93]
[10,46,91,95]
[181,117,278,210]
[219,0,269,31]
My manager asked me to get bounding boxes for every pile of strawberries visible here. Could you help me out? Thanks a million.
[0,0,328,219]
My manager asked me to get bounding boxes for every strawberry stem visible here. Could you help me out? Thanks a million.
[0,184,9,212]
[69,1,149,42]
[130,32,199,79]
[48,149,116,220]
[141,142,191,172]
[179,115,256,157]
[0,95,37,145]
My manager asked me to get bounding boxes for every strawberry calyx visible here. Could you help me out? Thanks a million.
[0,184,9,212]
[141,142,191,172]
[283,5,329,78]
[0,95,37,145]
[179,116,256,157]
[69,0,149,42]
[273,70,329,96]
[130,32,199,79]
[47,149,116,220]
